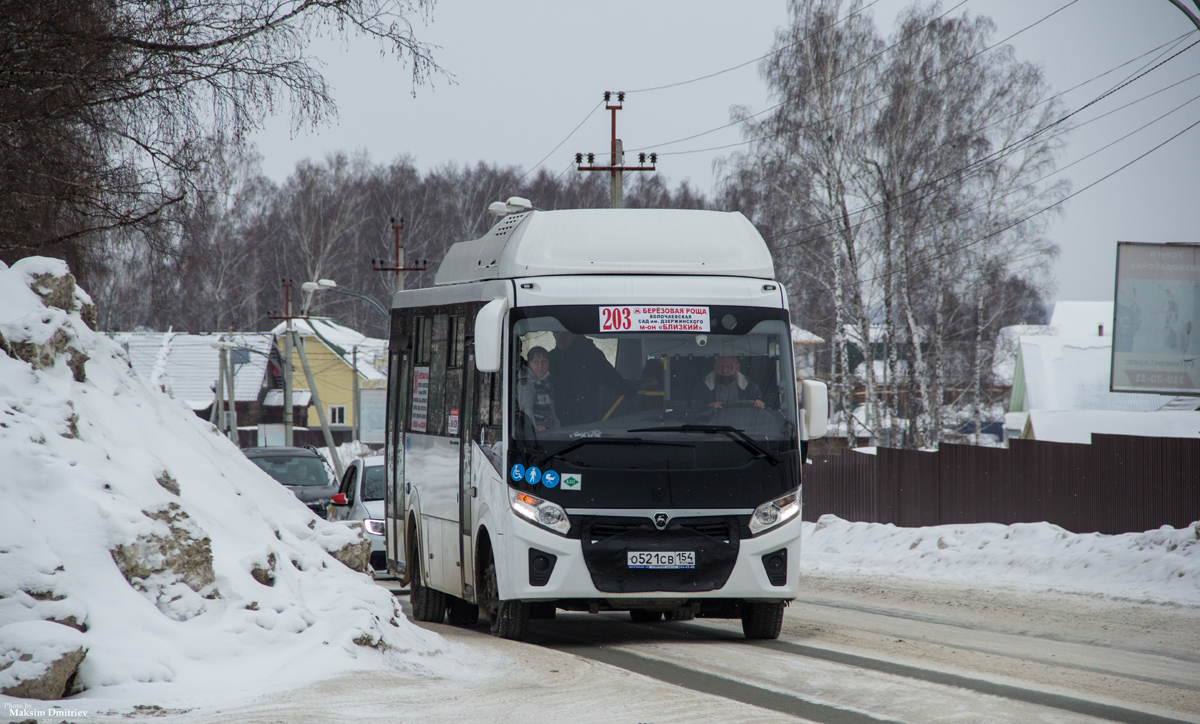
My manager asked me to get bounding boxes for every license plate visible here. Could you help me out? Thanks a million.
[627,551,695,569]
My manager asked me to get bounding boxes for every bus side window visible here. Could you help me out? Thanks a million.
[442,315,464,436]
[427,313,449,436]
[476,370,502,473]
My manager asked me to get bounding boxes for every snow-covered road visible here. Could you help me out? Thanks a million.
[103,572,1199,724]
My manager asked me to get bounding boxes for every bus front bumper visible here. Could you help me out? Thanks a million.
[499,513,802,603]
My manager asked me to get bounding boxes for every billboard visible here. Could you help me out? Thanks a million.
[358,388,387,444]
[1111,241,1200,395]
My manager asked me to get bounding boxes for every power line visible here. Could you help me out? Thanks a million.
[771,81,1200,259]
[628,0,1070,156]
[520,1,889,183]
[516,101,602,183]
[625,0,885,94]
[763,37,1200,250]
[658,29,1197,159]
[786,109,1200,294]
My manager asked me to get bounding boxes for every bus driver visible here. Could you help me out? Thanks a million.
[691,355,765,410]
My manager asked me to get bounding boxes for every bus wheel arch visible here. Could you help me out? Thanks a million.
[408,517,445,623]
[475,528,529,640]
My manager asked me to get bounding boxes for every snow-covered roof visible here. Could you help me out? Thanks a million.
[992,325,1052,386]
[1024,410,1200,444]
[1013,335,1176,412]
[270,318,386,382]
[1049,301,1113,337]
[434,208,776,284]
[111,332,272,410]
[262,389,313,407]
[791,324,824,345]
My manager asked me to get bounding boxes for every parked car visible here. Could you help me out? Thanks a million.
[242,446,338,519]
[329,455,386,572]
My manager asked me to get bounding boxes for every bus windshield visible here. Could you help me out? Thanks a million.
[510,306,798,453]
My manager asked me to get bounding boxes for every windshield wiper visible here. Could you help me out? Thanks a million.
[627,425,781,466]
[534,437,693,468]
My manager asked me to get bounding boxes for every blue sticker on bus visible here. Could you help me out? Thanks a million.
[525,466,542,485]
[510,463,525,482]
[543,470,560,488]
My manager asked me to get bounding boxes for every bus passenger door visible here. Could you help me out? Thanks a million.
[386,350,410,578]
[459,345,477,600]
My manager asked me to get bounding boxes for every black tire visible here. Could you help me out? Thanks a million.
[629,609,663,623]
[483,561,529,640]
[409,538,446,623]
[447,595,480,626]
[741,601,784,640]
[665,609,695,621]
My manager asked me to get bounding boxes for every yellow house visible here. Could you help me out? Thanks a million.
[270,318,387,432]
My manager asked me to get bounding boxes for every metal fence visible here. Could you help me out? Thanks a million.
[802,434,1200,534]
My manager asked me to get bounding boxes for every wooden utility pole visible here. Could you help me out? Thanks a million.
[577,91,658,208]
[296,334,343,481]
[268,280,300,447]
[352,345,360,442]
[222,340,238,443]
[373,218,427,293]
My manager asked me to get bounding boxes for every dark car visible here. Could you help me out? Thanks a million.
[242,446,338,519]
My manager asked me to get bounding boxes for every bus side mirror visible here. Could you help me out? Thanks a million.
[800,380,828,440]
[475,298,509,373]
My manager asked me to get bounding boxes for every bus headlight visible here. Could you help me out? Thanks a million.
[749,488,800,535]
[510,488,571,535]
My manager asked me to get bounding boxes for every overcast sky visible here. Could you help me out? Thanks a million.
[250,0,1200,305]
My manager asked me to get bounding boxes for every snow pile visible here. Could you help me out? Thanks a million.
[0,258,456,709]
[803,515,1200,604]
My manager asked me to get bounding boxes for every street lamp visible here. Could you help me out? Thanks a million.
[301,278,389,319]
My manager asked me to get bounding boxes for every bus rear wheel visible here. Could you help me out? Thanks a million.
[483,560,528,641]
[409,539,446,623]
[741,601,784,640]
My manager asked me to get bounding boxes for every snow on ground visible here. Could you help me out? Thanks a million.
[2,257,1197,721]
[0,259,472,715]
[802,515,1200,605]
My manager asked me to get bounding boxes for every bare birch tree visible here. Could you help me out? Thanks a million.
[723,0,1067,447]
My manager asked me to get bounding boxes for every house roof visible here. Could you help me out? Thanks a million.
[111,332,273,410]
[269,317,386,383]
[993,324,1052,386]
[262,389,313,407]
[1012,335,1176,412]
[791,324,824,345]
[1049,301,1113,337]
[1024,409,1200,444]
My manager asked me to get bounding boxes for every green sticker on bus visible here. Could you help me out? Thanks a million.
[560,473,582,491]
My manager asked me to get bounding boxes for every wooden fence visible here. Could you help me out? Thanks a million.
[802,434,1200,534]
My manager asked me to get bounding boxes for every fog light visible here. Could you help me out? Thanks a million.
[528,548,558,586]
[761,548,788,586]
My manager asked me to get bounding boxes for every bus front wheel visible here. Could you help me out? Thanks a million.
[741,601,784,639]
[483,560,529,641]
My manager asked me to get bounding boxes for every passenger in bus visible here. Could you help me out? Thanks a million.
[516,346,559,433]
[549,331,635,426]
[691,355,765,409]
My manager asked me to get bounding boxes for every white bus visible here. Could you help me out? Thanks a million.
[384,202,827,641]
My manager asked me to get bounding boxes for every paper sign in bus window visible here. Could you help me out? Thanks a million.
[411,366,430,432]
[599,306,710,332]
